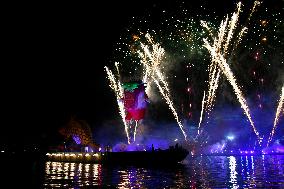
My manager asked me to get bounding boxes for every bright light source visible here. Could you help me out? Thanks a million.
[227,135,235,141]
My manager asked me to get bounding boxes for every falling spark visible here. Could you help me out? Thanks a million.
[267,85,284,146]
[105,66,130,144]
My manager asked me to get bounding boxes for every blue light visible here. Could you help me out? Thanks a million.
[72,135,81,145]
[227,135,235,141]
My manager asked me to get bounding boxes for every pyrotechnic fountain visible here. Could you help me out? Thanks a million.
[268,85,284,146]
[199,1,263,146]
[137,34,188,141]
[105,66,131,143]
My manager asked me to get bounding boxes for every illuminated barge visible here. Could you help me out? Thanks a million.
[46,146,189,165]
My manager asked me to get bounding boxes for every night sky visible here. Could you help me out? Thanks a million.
[2,1,157,145]
[2,0,283,147]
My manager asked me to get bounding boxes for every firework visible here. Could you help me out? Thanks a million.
[198,91,206,133]
[138,33,188,140]
[105,66,130,144]
[133,120,139,142]
[201,2,262,145]
[108,0,282,146]
[199,1,261,122]
[267,85,284,146]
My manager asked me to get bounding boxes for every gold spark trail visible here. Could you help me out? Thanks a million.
[267,85,284,146]
[153,78,188,140]
[199,1,260,119]
[200,2,262,144]
[198,91,206,133]
[203,41,261,143]
[138,34,188,140]
[133,120,139,142]
[105,66,130,144]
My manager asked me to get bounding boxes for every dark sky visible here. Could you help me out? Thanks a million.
[2,1,162,145]
[1,0,282,145]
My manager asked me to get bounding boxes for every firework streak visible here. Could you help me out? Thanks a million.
[267,85,284,146]
[138,34,188,141]
[200,2,262,145]
[105,66,131,144]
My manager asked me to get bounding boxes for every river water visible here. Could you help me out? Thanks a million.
[38,155,284,188]
[1,153,283,188]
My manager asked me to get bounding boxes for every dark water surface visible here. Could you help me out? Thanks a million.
[2,154,284,188]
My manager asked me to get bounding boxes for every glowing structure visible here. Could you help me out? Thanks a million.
[122,80,149,142]
[267,85,284,146]
[105,64,149,144]
[59,117,98,150]
[137,34,188,141]
[200,2,262,145]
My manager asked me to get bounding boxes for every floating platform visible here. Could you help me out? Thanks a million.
[46,147,189,165]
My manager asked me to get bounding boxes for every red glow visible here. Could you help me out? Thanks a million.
[188,112,192,118]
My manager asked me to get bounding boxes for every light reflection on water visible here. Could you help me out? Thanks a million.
[43,155,284,188]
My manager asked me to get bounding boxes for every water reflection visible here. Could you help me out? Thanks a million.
[44,161,103,188]
[43,155,284,188]
[228,156,239,188]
